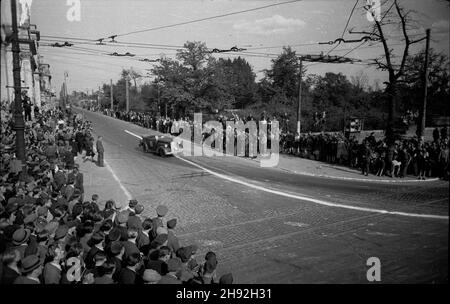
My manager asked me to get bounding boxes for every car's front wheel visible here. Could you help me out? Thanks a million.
[158,148,165,157]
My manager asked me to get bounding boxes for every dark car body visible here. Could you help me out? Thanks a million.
[139,134,182,156]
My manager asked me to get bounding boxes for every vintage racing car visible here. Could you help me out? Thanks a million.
[139,134,183,156]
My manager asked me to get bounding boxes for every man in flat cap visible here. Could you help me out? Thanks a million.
[13,254,43,284]
[167,218,180,254]
[96,136,105,167]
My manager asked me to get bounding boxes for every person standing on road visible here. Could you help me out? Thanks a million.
[361,141,371,176]
[96,136,105,167]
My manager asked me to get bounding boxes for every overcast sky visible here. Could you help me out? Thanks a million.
[2,0,450,93]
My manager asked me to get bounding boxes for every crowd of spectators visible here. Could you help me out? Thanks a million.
[0,103,233,284]
[98,107,449,180]
[281,129,449,179]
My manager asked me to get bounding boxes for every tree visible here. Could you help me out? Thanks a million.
[176,41,210,71]
[402,48,450,124]
[264,46,302,100]
[351,0,429,143]
[121,68,141,89]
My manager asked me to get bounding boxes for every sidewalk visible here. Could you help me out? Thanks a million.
[250,153,439,183]
[74,154,130,209]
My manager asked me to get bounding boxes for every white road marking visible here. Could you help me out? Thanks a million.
[125,129,142,139]
[104,159,132,204]
[124,129,448,221]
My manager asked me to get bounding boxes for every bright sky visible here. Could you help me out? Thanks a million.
[3,0,450,93]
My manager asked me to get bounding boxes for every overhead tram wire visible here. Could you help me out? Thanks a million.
[338,0,396,58]
[325,0,360,56]
[99,0,304,40]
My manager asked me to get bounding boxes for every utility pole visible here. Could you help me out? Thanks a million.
[296,57,303,135]
[11,0,26,162]
[97,86,100,109]
[63,71,68,111]
[110,79,113,111]
[126,77,130,112]
[417,29,431,140]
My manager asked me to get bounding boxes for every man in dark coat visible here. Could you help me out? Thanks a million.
[96,136,105,167]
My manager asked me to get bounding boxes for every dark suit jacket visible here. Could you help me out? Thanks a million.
[118,267,136,284]
[1,266,20,284]
[96,140,104,154]
[13,276,41,284]
[84,246,103,270]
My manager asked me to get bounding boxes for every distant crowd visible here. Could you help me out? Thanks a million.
[98,107,449,180]
[1,103,233,284]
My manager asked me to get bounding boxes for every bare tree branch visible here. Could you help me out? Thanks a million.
[395,0,411,80]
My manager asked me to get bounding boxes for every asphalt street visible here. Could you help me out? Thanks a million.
[78,109,448,283]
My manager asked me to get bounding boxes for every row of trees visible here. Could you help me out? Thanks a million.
[81,40,447,133]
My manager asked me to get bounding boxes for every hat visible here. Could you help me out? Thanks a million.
[186,244,198,255]
[23,213,38,224]
[156,205,168,217]
[54,225,68,240]
[167,258,182,272]
[37,206,48,217]
[128,199,138,208]
[108,228,122,242]
[12,228,31,245]
[142,269,161,283]
[44,221,59,236]
[176,247,190,263]
[156,227,168,235]
[219,273,233,284]
[110,241,124,256]
[117,211,129,224]
[20,254,42,273]
[134,204,144,214]
[177,269,194,282]
[153,234,168,246]
[6,198,19,213]
[167,218,177,229]
[34,218,48,233]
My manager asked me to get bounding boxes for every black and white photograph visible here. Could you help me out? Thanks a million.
[0,0,448,291]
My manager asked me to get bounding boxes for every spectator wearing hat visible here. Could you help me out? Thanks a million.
[123,199,138,214]
[13,254,43,284]
[43,244,64,284]
[146,246,170,275]
[101,200,117,220]
[1,248,21,284]
[122,227,140,261]
[12,228,31,260]
[158,258,182,284]
[84,231,105,270]
[219,273,233,284]
[197,251,218,284]
[127,204,144,230]
[114,211,129,241]
[96,136,105,167]
[142,269,161,284]
[108,241,124,283]
[90,251,108,278]
[89,194,100,213]
[72,166,84,201]
[35,230,49,265]
[118,252,141,284]
[151,205,168,239]
[166,218,180,254]
[94,258,116,284]
[136,218,153,256]
[52,167,67,192]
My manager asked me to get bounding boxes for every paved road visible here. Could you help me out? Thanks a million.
[79,109,448,283]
